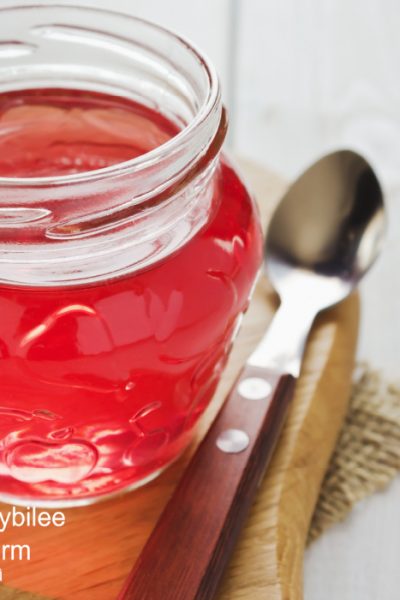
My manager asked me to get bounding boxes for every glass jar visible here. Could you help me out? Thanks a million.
[0,4,262,506]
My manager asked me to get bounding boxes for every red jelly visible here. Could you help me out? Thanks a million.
[0,7,262,506]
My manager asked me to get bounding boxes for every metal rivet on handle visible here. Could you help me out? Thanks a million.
[238,377,272,400]
[216,429,250,454]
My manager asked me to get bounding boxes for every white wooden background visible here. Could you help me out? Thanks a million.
[46,2,400,598]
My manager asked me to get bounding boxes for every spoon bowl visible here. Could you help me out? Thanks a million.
[266,150,385,309]
[249,150,385,374]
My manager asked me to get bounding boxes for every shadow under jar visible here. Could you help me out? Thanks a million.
[0,4,262,506]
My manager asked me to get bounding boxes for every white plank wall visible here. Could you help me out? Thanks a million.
[234,1,400,179]
[42,2,400,599]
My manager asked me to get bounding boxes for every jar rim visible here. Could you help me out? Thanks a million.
[0,3,221,188]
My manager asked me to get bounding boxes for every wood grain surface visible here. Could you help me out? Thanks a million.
[0,161,359,600]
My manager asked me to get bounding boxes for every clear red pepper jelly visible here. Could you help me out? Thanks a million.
[0,6,262,505]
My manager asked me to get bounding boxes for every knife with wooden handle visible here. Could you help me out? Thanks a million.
[118,363,296,600]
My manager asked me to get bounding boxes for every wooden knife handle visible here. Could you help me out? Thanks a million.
[118,364,296,600]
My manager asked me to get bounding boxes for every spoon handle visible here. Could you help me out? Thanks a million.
[118,364,296,600]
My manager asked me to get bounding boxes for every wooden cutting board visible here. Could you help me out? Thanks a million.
[0,161,359,600]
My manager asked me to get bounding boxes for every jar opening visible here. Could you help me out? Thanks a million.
[0,3,224,188]
[0,4,227,285]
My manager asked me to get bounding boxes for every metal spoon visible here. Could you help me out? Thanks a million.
[119,150,385,600]
[249,149,385,376]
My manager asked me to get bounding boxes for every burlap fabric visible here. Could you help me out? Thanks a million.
[309,365,400,542]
